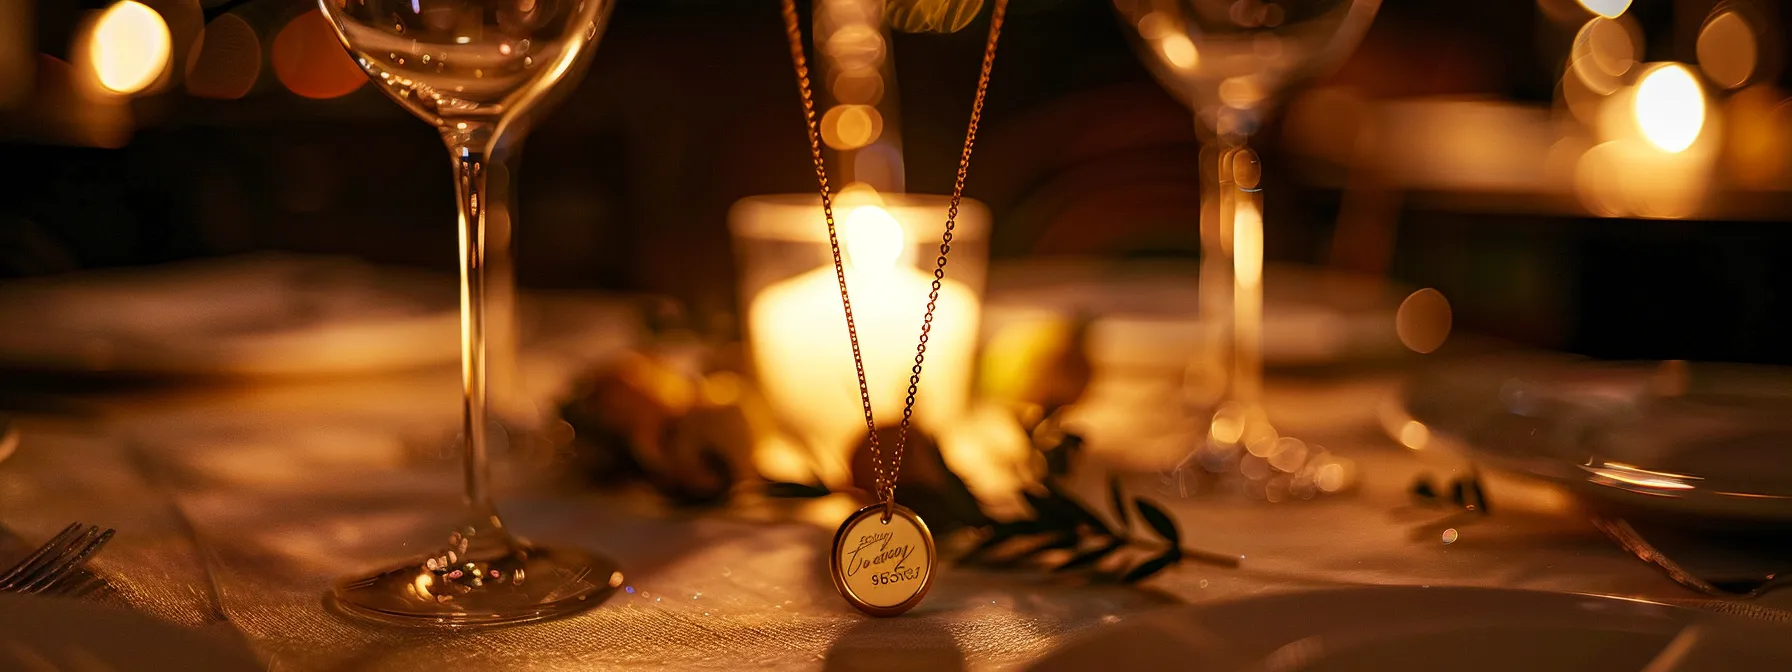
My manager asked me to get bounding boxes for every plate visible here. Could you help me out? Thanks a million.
[1030,586,1792,672]
[0,594,260,670]
[0,254,460,377]
[1401,357,1792,527]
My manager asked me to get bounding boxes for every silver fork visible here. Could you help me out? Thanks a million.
[0,523,115,594]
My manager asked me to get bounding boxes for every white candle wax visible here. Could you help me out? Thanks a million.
[743,200,983,483]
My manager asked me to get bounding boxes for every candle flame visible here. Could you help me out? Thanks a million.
[843,205,906,272]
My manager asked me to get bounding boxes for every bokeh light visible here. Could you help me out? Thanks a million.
[1315,462,1347,493]
[184,14,259,100]
[1633,64,1705,153]
[272,9,365,100]
[1558,69,1604,126]
[1574,134,1714,220]
[1158,34,1198,70]
[1210,403,1245,445]
[1395,288,1452,354]
[1697,10,1757,89]
[1570,17,1634,95]
[1398,420,1430,450]
[1267,437,1307,473]
[824,24,885,73]
[1575,0,1631,19]
[821,104,882,150]
[816,0,879,35]
[1723,85,1791,189]
[1573,141,1628,217]
[1219,76,1264,109]
[830,70,883,105]
[88,0,172,95]
[1139,12,1198,70]
[1537,0,1589,25]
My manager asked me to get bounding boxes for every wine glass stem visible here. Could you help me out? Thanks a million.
[445,123,500,520]
[1198,143,1231,343]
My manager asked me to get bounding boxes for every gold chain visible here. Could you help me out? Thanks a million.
[781,0,1007,507]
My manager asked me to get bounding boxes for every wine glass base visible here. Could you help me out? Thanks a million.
[331,544,621,627]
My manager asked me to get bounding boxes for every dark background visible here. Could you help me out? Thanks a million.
[2,0,1788,364]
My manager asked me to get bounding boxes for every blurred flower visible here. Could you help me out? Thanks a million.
[977,315,1091,424]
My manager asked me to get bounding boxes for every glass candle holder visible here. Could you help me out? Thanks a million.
[728,193,990,485]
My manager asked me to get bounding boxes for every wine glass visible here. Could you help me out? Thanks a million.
[317,0,618,626]
[1111,0,1379,453]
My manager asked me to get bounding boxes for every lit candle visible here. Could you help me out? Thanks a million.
[733,194,987,486]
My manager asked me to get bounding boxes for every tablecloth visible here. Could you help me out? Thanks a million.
[6,317,1790,671]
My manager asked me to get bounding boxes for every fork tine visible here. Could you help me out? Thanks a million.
[0,523,82,585]
[22,528,112,594]
[2,526,97,591]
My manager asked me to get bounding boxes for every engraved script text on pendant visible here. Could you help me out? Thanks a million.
[831,505,934,616]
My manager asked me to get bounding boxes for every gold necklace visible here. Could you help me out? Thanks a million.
[781,0,1008,617]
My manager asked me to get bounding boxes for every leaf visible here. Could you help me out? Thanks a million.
[1108,476,1129,528]
[962,520,1044,561]
[1133,498,1181,546]
[905,442,993,530]
[1043,479,1115,538]
[1022,489,1072,528]
[1053,540,1125,573]
[973,531,1074,568]
[1026,532,1081,556]
[764,482,830,498]
[1121,549,1183,583]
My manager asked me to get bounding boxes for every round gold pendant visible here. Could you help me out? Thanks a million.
[829,502,935,617]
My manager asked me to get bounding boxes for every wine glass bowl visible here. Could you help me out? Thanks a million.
[324,0,606,125]
[1114,0,1379,137]
[317,0,618,627]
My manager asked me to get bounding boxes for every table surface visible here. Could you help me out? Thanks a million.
[5,312,1789,671]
